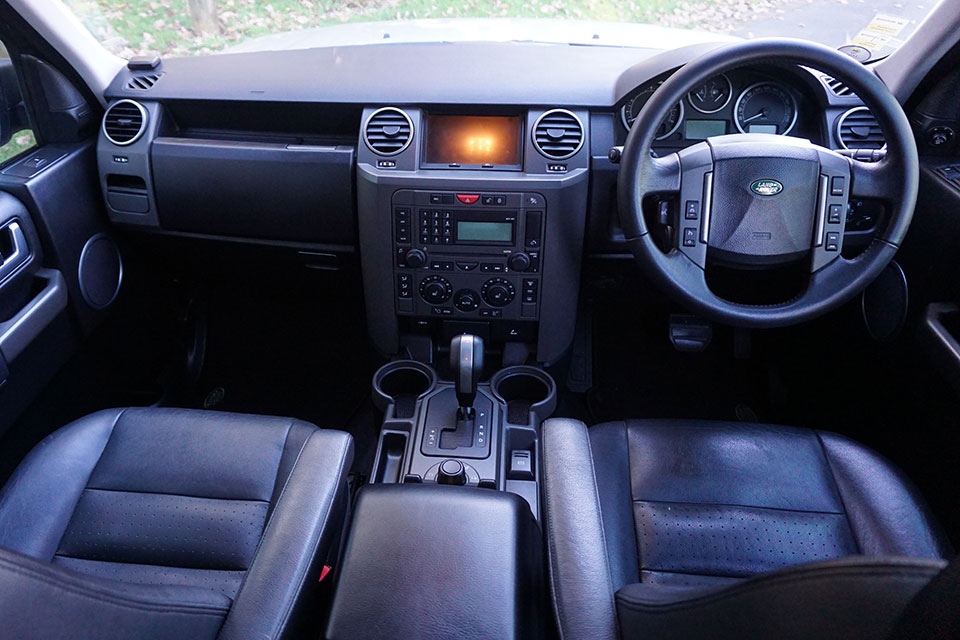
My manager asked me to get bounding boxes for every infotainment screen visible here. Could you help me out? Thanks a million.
[424,115,522,167]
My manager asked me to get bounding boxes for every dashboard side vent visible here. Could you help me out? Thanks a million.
[836,106,885,150]
[533,109,584,160]
[102,99,147,146]
[822,75,854,97]
[363,107,413,156]
[125,72,163,91]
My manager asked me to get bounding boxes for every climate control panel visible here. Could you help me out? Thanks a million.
[393,189,544,324]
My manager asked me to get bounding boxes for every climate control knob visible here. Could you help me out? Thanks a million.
[419,276,452,305]
[404,248,427,268]
[454,289,480,312]
[481,278,516,307]
[507,252,531,272]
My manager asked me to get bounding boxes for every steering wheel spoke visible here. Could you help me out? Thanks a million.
[849,157,899,201]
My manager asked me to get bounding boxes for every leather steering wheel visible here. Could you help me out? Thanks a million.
[618,39,918,328]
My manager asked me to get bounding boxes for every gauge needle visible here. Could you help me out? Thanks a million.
[742,109,767,124]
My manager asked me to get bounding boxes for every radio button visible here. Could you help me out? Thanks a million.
[456,262,479,271]
[430,194,443,204]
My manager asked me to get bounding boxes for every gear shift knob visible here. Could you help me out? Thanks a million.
[450,334,484,409]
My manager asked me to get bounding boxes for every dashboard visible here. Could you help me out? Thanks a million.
[92,39,884,363]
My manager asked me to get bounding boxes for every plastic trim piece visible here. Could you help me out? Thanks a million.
[0,268,67,362]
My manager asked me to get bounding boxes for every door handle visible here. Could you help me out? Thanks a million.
[0,221,28,282]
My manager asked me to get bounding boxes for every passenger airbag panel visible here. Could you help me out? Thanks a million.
[151,138,355,243]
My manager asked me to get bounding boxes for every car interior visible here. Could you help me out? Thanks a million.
[0,0,958,638]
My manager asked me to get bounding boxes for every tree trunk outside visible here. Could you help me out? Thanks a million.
[189,0,220,34]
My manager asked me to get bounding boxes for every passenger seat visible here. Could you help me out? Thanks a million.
[0,407,353,640]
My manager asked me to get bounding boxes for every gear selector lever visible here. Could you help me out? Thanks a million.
[451,333,484,415]
[439,334,484,450]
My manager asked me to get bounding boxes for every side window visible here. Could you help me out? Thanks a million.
[0,41,35,166]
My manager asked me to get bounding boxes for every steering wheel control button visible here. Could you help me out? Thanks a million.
[826,232,840,252]
[455,194,479,204]
[481,278,516,307]
[419,275,452,305]
[684,200,700,220]
[828,204,843,224]
[830,176,845,197]
[682,227,697,247]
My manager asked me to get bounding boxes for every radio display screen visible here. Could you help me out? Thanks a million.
[456,221,513,243]
[424,115,522,167]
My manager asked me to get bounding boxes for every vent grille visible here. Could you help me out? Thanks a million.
[836,106,885,150]
[102,100,147,146]
[533,109,584,160]
[363,107,413,156]
[125,72,163,91]
[823,75,854,97]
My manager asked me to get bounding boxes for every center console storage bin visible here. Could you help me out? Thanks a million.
[151,138,355,243]
[327,484,544,640]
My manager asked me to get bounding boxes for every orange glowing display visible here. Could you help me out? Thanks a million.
[424,115,522,167]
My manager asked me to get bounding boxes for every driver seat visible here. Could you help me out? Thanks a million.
[542,419,952,640]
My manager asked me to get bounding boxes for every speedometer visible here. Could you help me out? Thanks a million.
[621,82,684,140]
[734,82,798,135]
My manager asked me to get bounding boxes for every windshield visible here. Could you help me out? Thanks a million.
[64,0,940,60]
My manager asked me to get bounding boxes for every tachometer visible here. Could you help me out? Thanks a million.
[734,82,798,135]
[688,74,732,114]
[621,82,684,140]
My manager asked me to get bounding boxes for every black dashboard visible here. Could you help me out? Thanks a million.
[93,39,886,363]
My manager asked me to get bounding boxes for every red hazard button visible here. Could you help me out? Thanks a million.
[456,194,480,204]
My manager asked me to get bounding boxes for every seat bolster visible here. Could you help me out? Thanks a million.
[0,408,123,560]
[541,418,618,640]
[615,556,946,640]
[0,546,230,640]
[817,431,952,559]
[218,428,354,640]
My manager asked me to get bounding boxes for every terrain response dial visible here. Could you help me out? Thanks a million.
[419,275,452,304]
[481,278,516,307]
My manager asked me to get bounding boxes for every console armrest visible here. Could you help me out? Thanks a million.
[326,484,544,640]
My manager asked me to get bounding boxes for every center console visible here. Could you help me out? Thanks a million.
[357,106,590,365]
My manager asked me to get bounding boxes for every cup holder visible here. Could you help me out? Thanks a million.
[491,366,557,425]
[372,360,437,418]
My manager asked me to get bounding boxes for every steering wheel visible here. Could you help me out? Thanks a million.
[618,38,918,328]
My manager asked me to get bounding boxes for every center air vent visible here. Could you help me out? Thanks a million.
[836,106,885,150]
[363,107,413,156]
[102,99,147,146]
[533,109,584,160]
[822,75,854,97]
[126,72,163,91]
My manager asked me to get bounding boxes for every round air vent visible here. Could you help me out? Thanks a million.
[836,106,885,150]
[533,109,584,160]
[102,99,147,146]
[363,107,413,156]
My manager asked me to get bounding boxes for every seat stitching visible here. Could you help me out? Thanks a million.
[616,565,941,613]
[540,423,568,640]
[79,487,270,504]
[814,431,861,554]
[633,498,846,516]
[52,408,128,559]
[584,424,621,638]
[0,555,230,615]
[271,432,351,638]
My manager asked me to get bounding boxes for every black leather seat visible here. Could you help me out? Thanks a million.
[542,418,952,640]
[0,407,354,640]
